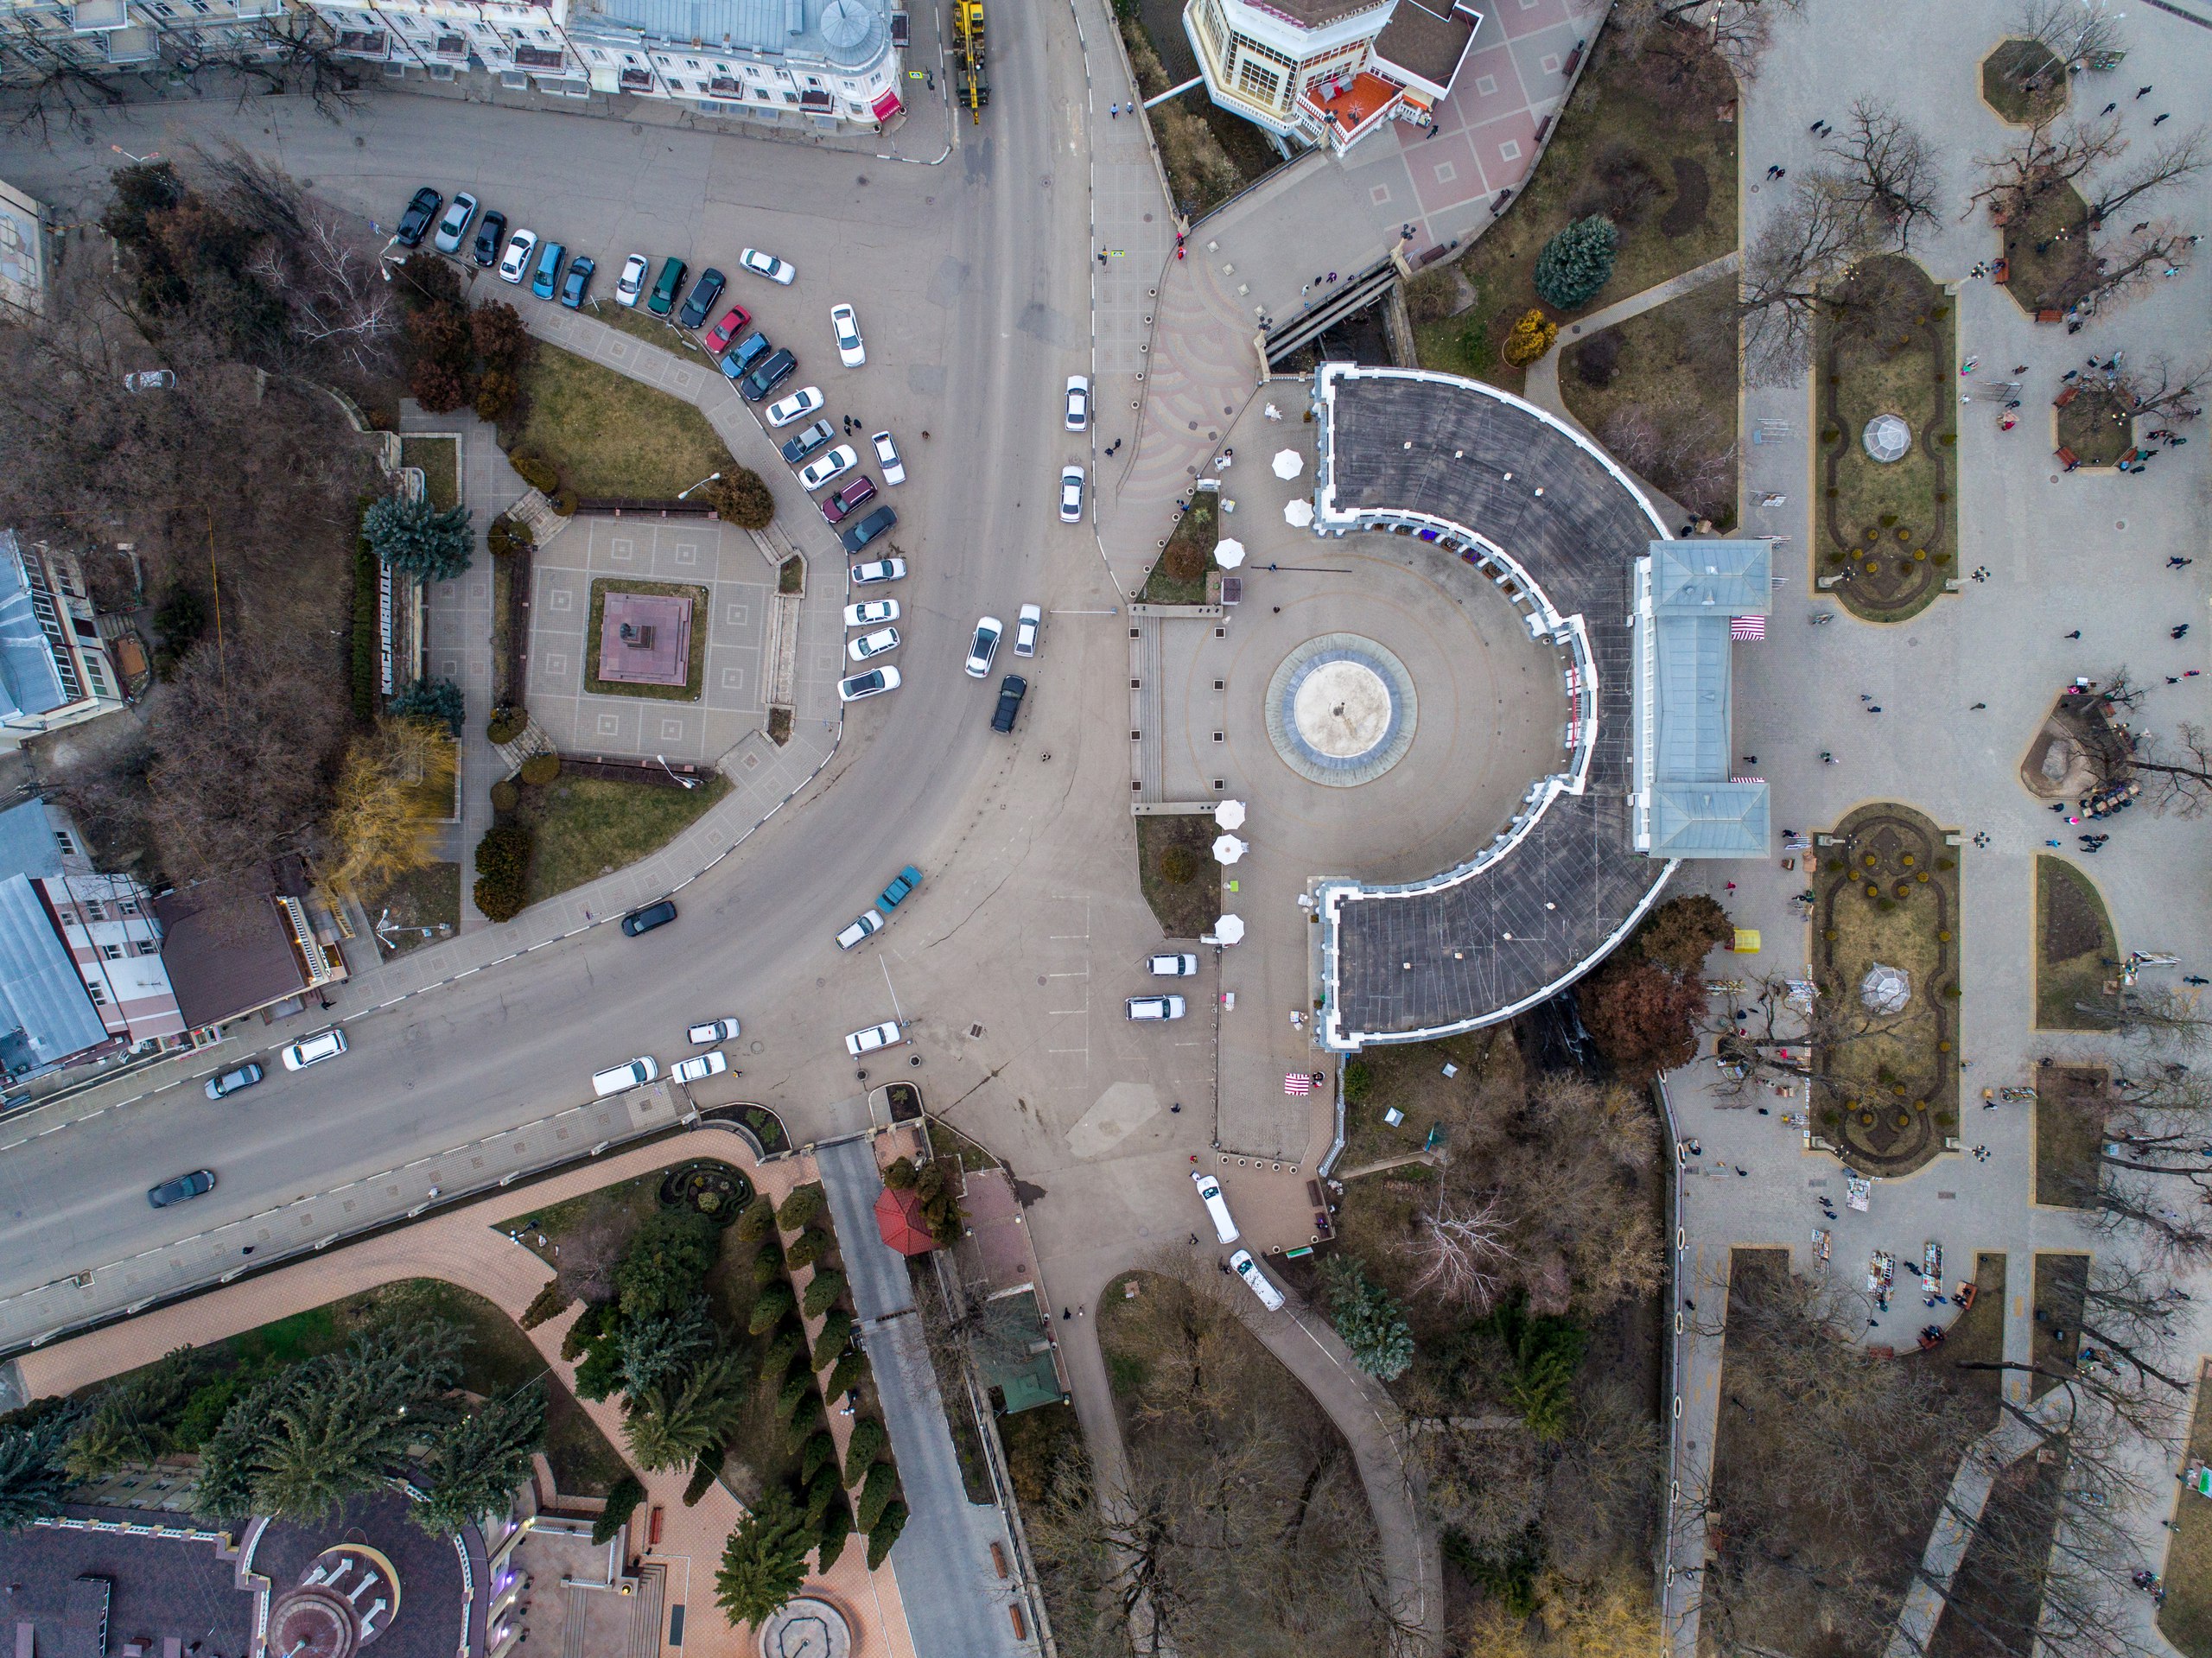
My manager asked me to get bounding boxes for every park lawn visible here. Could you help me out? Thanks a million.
[583,577,710,700]
[2057,382,2138,466]
[2161,1378,2212,1658]
[1139,496,1219,604]
[400,435,461,511]
[585,296,708,358]
[514,341,734,498]
[1980,37,2067,125]
[1338,1026,1517,1168]
[1135,815,1222,940]
[1999,179,2093,317]
[1928,1445,2067,1656]
[1413,285,1504,388]
[2028,1252,2087,1401]
[2035,855,2118,1028]
[512,772,732,905]
[2034,1065,2111,1209]
[371,861,460,958]
[498,1169,664,1290]
[1557,282,1740,524]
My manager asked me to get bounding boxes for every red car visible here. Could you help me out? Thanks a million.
[821,474,879,524]
[704,304,753,355]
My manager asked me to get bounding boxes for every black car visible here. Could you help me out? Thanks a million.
[560,255,596,309]
[622,899,677,937]
[840,504,898,554]
[781,417,836,466]
[991,675,1028,734]
[149,1168,215,1209]
[677,267,727,331]
[739,347,798,403]
[471,210,507,267]
[395,187,442,248]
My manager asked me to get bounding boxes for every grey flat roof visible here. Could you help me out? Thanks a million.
[0,797,64,882]
[0,530,67,725]
[1372,0,1476,88]
[581,0,888,66]
[1653,610,1732,782]
[1649,537,1772,616]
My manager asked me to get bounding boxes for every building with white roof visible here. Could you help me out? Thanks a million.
[0,531,127,751]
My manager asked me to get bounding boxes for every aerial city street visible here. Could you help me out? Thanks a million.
[0,0,2208,1652]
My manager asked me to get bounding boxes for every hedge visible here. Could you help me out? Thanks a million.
[510,452,560,494]
[518,752,561,786]
[593,1473,645,1545]
[472,823,534,922]
[802,1269,847,1320]
[351,547,380,721]
[519,1280,570,1330]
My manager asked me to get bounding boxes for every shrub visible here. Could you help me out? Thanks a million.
[843,1417,887,1484]
[812,1310,855,1370]
[486,515,534,560]
[801,1429,838,1484]
[474,369,519,423]
[683,1446,724,1506]
[786,1401,827,1452]
[1532,216,1618,309]
[785,1229,829,1270]
[736,1195,780,1242]
[1158,844,1198,884]
[1317,1256,1414,1381]
[913,1159,965,1245]
[752,1247,788,1288]
[710,467,776,530]
[486,706,525,745]
[593,1473,646,1545]
[472,823,534,921]
[778,1370,818,1421]
[518,752,561,786]
[802,1269,848,1320]
[750,1283,797,1335]
[881,1156,918,1191]
[489,780,519,814]
[389,677,464,737]
[815,1493,853,1571]
[364,494,474,582]
[1503,308,1560,368]
[866,1498,908,1568]
[760,1332,804,1381]
[1343,1058,1374,1104]
[520,1280,570,1330]
[824,1350,868,1399]
[856,1459,901,1531]
[561,1301,607,1360]
[777,1184,826,1231]
[551,488,578,517]
[510,452,561,493]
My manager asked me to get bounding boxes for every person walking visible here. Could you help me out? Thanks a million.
[2176,625,2191,639]
[2138,84,2153,98]
[2154,112,2171,125]
[2065,629,2082,638]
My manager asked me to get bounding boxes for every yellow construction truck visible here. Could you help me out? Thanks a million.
[952,0,988,121]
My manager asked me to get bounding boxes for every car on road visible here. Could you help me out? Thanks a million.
[431,191,476,254]
[530,240,567,300]
[590,1057,659,1096]
[148,1169,215,1209]
[836,910,884,950]
[672,1051,729,1084]
[990,674,1027,733]
[847,626,900,662]
[1058,464,1085,523]
[849,556,906,585]
[964,616,1002,678]
[622,899,678,936]
[830,302,866,367]
[1192,1171,1239,1242]
[559,255,595,308]
[688,1019,741,1044]
[395,186,442,247]
[280,1029,347,1070]
[871,430,906,486]
[782,418,836,467]
[766,386,825,429]
[821,476,877,524]
[677,267,726,331]
[740,347,799,403]
[614,252,651,306]
[740,248,797,285]
[497,228,538,284]
[844,1020,903,1056]
[1013,602,1041,657]
[845,599,899,626]
[1148,953,1198,976]
[840,505,898,554]
[704,304,753,355]
[1065,374,1090,430]
[646,257,687,316]
[204,1061,264,1101]
[838,665,901,703]
[721,332,773,384]
[472,210,506,267]
[798,445,857,492]
[1230,1248,1286,1311]
[1127,994,1186,1020]
[879,865,923,908]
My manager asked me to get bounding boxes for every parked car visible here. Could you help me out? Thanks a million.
[1127,994,1186,1020]
[148,1169,215,1209]
[765,385,825,429]
[614,251,651,306]
[122,370,175,392]
[280,1029,347,1070]
[431,191,476,254]
[559,255,595,308]
[1230,1248,1286,1311]
[840,505,898,554]
[990,673,1027,733]
[1192,1171,1239,1242]
[1013,602,1041,657]
[1065,373,1090,430]
[672,1051,728,1084]
[677,267,727,331]
[964,616,1002,678]
[740,248,797,285]
[848,626,900,662]
[1148,953,1199,976]
[845,600,899,626]
[530,240,567,300]
[472,210,507,267]
[646,257,687,316]
[622,899,677,936]
[871,429,906,486]
[878,865,923,909]
[798,444,858,492]
[590,1057,658,1097]
[204,1061,264,1101]
[844,1020,903,1056]
[497,228,539,284]
[720,332,773,384]
[688,1019,741,1043]
[395,186,442,247]
[821,476,877,524]
[1058,464,1085,523]
[830,302,866,367]
[836,910,885,950]
[838,665,901,703]
[740,347,799,403]
[849,556,906,585]
[782,418,836,467]
[704,304,753,355]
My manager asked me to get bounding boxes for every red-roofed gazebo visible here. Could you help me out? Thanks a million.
[874,1185,935,1255]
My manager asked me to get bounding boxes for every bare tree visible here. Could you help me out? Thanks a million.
[2016,0,2130,67]
[1819,98,1943,251]
[0,50,127,144]
[1965,113,2127,221]
[1607,0,1804,81]
[2088,124,2211,226]
[1736,177,1878,385]
[2069,985,2212,1051]
[188,16,366,123]
[2120,353,2212,421]
[2066,222,2196,314]
[1399,1191,1514,1308]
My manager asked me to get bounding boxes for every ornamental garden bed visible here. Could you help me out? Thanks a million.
[1980,37,2068,126]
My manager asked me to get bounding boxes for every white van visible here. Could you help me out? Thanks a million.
[1230,1248,1285,1312]
[591,1056,659,1097]
[1191,1170,1239,1244]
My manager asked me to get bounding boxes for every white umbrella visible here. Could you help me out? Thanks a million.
[1212,913,1246,945]
[1214,798,1247,829]
[1214,537,1246,569]
[1213,834,1248,865]
[1283,499,1314,527]
[1273,448,1305,480]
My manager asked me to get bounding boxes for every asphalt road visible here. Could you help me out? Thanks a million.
[0,2,1096,1297]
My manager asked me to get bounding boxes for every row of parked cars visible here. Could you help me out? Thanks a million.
[588,1015,743,1100]
[1191,1171,1285,1310]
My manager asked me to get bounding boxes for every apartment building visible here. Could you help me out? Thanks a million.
[0,530,128,752]
[0,0,295,79]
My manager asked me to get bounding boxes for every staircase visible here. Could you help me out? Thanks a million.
[628,1563,666,1658]
[509,487,571,549]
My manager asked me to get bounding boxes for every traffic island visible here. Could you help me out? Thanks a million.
[2035,857,2120,1030]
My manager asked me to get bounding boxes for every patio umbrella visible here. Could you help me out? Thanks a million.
[1273,448,1305,480]
[874,1185,935,1256]
[1213,835,1248,865]
[1211,913,1246,944]
[1214,537,1246,569]
[1214,798,1247,829]
[1283,499,1314,527]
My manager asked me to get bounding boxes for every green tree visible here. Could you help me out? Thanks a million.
[785,1228,830,1270]
[843,1417,887,1485]
[804,1464,843,1528]
[715,1487,812,1626]
[619,1306,716,1399]
[866,1497,908,1568]
[736,1195,780,1242]
[913,1160,965,1245]
[750,1283,797,1336]
[811,1311,855,1372]
[824,1350,868,1400]
[856,1459,902,1531]
[594,1472,647,1545]
[65,1349,197,1479]
[614,1210,720,1322]
[1634,893,1734,976]
[800,1429,837,1484]
[1318,1257,1414,1381]
[776,1183,826,1231]
[472,823,534,922]
[816,1490,853,1571]
[362,494,475,583]
[1532,215,1620,309]
[388,677,466,737]
[709,468,776,531]
[1487,1296,1586,1443]
[0,1408,79,1530]
[412,1383,546,1534]
[801,1269,848,1320]
[881,1156,918,1191]
[624,1351,750,1473]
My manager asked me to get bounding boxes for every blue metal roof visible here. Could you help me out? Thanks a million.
[0,800,64,883]
[0,873,108,1075]
[1652,611,1732,784]
[1648,538,1772,616]
[1650,782,1770,857]
[0,532,67,727]
[584,0,887,64]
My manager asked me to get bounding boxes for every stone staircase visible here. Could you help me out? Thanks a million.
[1128,616,1162,801]
[492,713,556,777]
[509,487,570,549]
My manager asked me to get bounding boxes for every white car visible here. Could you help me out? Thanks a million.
[673,1051,729,1085]
[1230,1248,1286,1312]
[431,192,477,255]
[122,370,175,392]
[1127,994,1185,1020]
[845,1020,903,1056]
[798,445,859,492]
[830,303,866,367]
[614,253,652,307]
[497,228,538,284]
[964,616,1002,678]
[838,665,902,702]
[871,430,906,486]
[836,910,885,950]
[849,626,901,662]
[687,1018,741,1044]
[850,558,907,586]
[279,1028,347,1070]
[1192,1171,1239,1242]
[741,248,797,285]
[1065,374,1090,431]
[844,599,900,627]
[1013,603,1041,657]
[1058,465,1084,523]
[1148,953,1198,976]
[766,386,825,429]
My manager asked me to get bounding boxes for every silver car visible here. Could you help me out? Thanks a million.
[836,910,885,950]
[1013,603,1041,657]
[432,192,477,255]
[1058,465,1084,523]
[849,626,901,662]
[798,445,859,492]
[1126,994,1186,1020]
[1065,374,1090,430]
[850,558,907,586]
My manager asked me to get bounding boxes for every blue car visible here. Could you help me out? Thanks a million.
[559,255,595,308]
[717,331,773,384]
[530,240,567,300]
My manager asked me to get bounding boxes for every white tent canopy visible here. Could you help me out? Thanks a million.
[1214,798,1247,829]
[1283,499,1314,527]
[1272,448,1305,480]
[1214,537,1246,569]
[1213,835,1248,865]
[1211,913,1246,944]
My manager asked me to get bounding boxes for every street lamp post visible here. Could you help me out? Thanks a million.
[677,471,722,500]
[110,145,161,164]
[655,753,699,790]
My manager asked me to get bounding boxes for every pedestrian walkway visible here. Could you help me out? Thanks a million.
[1521,251,1743,418]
